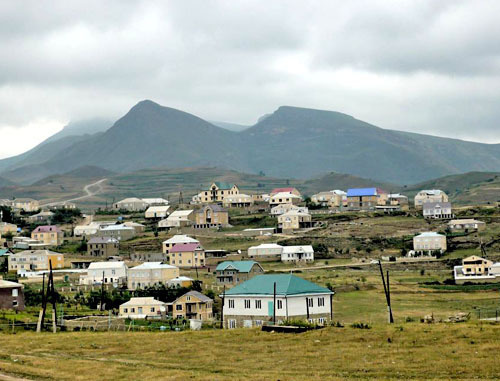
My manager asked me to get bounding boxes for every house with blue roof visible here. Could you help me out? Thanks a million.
[221,274,334,328]
[346,187,388,211]
[192,182,240,204]
[216,260,264,286]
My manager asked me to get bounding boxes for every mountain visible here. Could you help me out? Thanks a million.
[37,100,246,175]
[0,176,16,187]
[0,118,111,184]
[401,171,500,204]
[240,106,500,184]
[210,121,249,132]
[1,101,499,185]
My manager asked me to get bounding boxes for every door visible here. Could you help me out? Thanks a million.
[268,301,274,317]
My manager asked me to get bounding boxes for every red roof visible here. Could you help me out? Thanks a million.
[271,187,296,194]
[170,242,202,252]
[33,225,62,233]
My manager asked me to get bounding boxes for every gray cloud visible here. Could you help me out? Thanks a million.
[0,0,499,159]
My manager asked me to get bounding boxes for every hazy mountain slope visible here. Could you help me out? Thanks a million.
[0,176,16,187]
[40,100,246,174]
[241,106,500,184]
[43,118,111,144]
[210,121,249,132]
[401,171,500,204]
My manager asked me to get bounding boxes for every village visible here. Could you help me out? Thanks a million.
[1,182,499,334]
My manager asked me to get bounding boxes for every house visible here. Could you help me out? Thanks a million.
[31,225,64,246]
[142,198,169,207]
[270,187,301,197]
[346,188,388,211]
[169,243,205,268]
[8,250,64,272]
[192,182,240,204]
[113,197,149,211]
[423,202,453,219]
[12,237,45,250]
[168,276,195,288]
[277,210,312,231]
[222,274,334,328]
[194,204,229,229]
[11,198,40,212]
[119,297,165,319]
[74,221,115,237]
[79,261,128,286]
[49,201,77,210]
[158,210,195,229]
[97,224,136,241]
[168,290,213,321]
[413,232,447,255]
[28,211,54,223]
[162,234,199,254]
[222,194,254,208]
[388,194,409,209]
[281,245,314,263]
[0,280,25,311]
[448,219,486,231]
[216,261,264,286]
[454,256,500,283]
[0,222,17,235]
[414,190,448,209]
[123,221,146,234]
[87,237,119,257]
[247,243,283,258]
[269,192,302,208]
[130,252,168,262]
[127,262,179,290]
[311,190,346,208]
[270,204,308,216]
[145,205,170,219]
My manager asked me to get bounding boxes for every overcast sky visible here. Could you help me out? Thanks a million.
[1,0,500,159]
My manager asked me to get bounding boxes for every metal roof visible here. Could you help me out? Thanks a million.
[346,188,382,197]
[224,274,333,296]
[215,260,261,273]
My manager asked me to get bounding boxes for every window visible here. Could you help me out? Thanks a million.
[244,299,251,309]
[228,299,235,308]
[307,298,313,307]
[176,305,183,311]
[318,297,325,307]
[150,307,155,312]
[277,300,283,309]
[124,308,128,313]
[131,308,135,313]
[13,301,18,307]
[318,317,325,325]
[12,289,18,297]
[255,300,262,309]
[228,319,236,329]
[255,320,263,327]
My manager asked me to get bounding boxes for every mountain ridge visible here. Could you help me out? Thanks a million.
[1,100,499,185]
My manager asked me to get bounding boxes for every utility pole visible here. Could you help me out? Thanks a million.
[220,285,225,329]
[273,282,276,325]
[378,260,394,323]
[100,271,105,311]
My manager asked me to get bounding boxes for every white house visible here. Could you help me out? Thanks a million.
[412,232,447,255]
[158,210,194,229]
[145,205,170,219]
[79,261,128,287]
[247,243,283,258]
[119,297,165,319]
[222,274,334,328]
[162,234,199,254]
[423,202,453,219]
[414,190,448,208]
[281,245,314,263]
[270,204,308,216]
[142,198,169,207]
[74,221,115,237]
[269,192,302,207]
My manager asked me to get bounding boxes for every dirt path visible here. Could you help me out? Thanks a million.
[0,372,31,381]
[40,178,107,207]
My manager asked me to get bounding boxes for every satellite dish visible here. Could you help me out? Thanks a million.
[237,250,241,254]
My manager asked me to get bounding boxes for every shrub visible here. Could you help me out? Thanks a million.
[351,322,371,329]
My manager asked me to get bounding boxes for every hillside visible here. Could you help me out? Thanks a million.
[1,101,499,185]
[300,172,395,196]
[403,171,500,204]
[241,106,500,184]
[0,176,15,187]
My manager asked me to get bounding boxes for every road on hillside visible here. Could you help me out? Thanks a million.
[40,178,108,207]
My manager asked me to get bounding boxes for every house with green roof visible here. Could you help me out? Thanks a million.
[192,182,240,204]
[221,274,334,329]
[215,260,264,286]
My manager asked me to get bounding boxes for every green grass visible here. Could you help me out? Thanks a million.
[0,323,499,380]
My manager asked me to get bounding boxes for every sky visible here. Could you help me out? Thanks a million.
[1,0,500,159]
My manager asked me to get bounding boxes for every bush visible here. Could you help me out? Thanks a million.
[351,322,371,329]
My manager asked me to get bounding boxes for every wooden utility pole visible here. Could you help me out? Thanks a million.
[273,282,276,325]
[220,286,225,329]
[378,260,394,323]
[306,297,310,320]
[100,271,105,311]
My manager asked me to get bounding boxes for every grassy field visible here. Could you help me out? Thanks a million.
[0,322,499,380]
